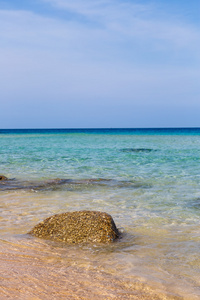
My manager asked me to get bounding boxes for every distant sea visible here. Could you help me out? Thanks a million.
[0,128,200,299]
[1,127,200,135]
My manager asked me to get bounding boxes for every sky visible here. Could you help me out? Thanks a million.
[0,0,200,128]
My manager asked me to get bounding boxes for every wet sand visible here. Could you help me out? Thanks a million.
[0,239,181,300]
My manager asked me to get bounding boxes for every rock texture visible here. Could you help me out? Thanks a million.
[29,211,120,244]
[0,175,8,181]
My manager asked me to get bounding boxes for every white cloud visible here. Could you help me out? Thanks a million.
[42,0,200,51]
[1,0,200,62]
[0,0,200,119]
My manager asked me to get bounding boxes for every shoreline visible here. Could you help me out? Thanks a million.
[0,239,184,300]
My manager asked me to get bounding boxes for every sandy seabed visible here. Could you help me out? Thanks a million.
[0,239,183,300]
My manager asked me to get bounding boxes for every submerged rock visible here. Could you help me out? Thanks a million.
[0,177,151,191]
[0,175,8,181]
[120,148,155,153]
[29,211,120,244]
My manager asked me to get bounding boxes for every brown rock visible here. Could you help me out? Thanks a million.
[29,211,120,244]
[0,175,8,181]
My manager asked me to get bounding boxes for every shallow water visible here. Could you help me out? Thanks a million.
[0,129,200,299]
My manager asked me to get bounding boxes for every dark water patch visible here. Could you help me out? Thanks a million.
[0,177,152,192]
[187,198,200,210]
[0,178,69,192]
[120,148,156,153]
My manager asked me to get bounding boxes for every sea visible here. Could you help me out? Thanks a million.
[0,128,200,299]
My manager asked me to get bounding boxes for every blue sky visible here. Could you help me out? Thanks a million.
[0,0,199,128]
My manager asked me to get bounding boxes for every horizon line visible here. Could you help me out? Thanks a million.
[1,127,200,130]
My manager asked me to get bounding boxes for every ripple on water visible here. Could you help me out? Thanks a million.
[0,236,190,300]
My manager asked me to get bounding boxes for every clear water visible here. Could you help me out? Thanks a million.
[0,128,200,299]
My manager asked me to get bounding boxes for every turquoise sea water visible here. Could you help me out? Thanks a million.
[1,128,200,298]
